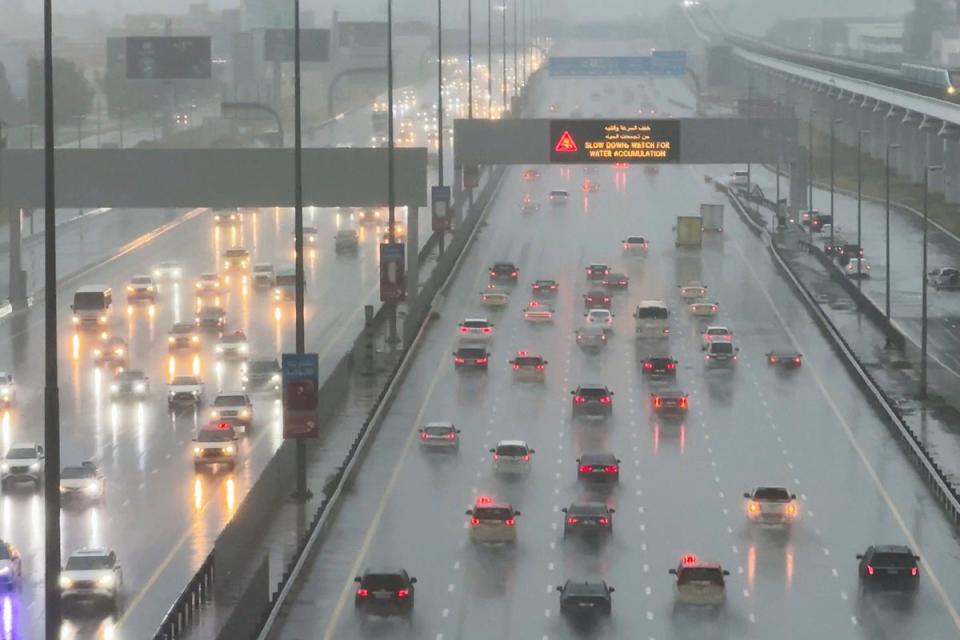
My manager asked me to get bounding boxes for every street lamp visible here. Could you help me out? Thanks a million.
[921,164,943,400]
[467,0,473,119]
[512,0,518,97]
[856,129,871,281]
[487,0,493,117]
[808,108,816,239]
[885,143,901,344]
[501,2,508,112]
[829,118,842,253]
[436,0,444,187]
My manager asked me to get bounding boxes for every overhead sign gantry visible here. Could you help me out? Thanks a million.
[549,120,681,163]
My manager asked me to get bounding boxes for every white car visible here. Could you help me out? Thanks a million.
[689,301,719,317]
[845,258,872,279]
[928,267,960,290]
[669,554,728,608]
[458,318,494,341]
[576,325,608,349]
[1,443,44,489]
[209,394,254,432]
[216,330,249,360]
[168,375,204,410]
[253,263,275,288]
[60,461,105,503]
[0,372,15,406]
[679,281,707,299]
[0,541,22,587]
[60,548,123,611]
[193,422,239,470]
[490,440,534,474]
[110,370,150,400]
[509,352,547,381]
[701,326,732,350]
[152,261,183,280]
[521,200,541,214]
[195,272,221,293]
[523,300,554,323]
[548,190,569,205]
[744,487,799,526]
[584,309,614,332]
[622,235,649,254]
[480,288,510,308]
[126,274,157,302]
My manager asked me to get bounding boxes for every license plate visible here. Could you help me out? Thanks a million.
[578,602,595,608]
[581,521,596,526]
[887,569,900,575]
[374,592,392,600]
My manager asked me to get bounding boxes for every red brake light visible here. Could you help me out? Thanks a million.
[567,517,578,524]
[397,589,410,598]
[522,454,530,461]
[470,517,480,525]
[599,396,611,404]
[420,432,428,439]
[770,356,778,363]
[482,327,491,334]
[512,363,520,370]
[492,453,499,460]
[504,518,515,526]
[604,466,618,473]
[579,465,591,473]
[477,495,492,504]
[533,284,540,289]
[459,326,468,333]
[489,271,496,276]
[794,357,801,364]
[680,397,688,408]
[511,271,518,277]
[866,565,874,576]
[357,588,369,597]
[911,566,919,577]
[454,357,465,364]
[681,554,697,567]
[536,364,545,370]
[476,357,488,364]
[217,422,230,431]
[643,362,653,369]
[711,305,717,312]
[666,362,676,369]
[653,396,662,408]
[446,433,456,440]
[623,243,630,249]
[598,517,610,525]
[574,395,586,403]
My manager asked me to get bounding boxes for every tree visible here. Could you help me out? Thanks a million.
[26,57,94,126]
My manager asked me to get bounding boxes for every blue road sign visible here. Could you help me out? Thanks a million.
[282,353,319,439]
[549,53,686,77]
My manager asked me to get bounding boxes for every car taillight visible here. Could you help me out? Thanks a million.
[454,357,465,364]
[679,397,688,408]
[512,363,520,370]
[598,517,610,525]
[711,305,717,312]
[579,465,592,473]
[866,565,875,576]
[770,356,778,363]
[504,518,515,526]
[420,432,428,439]
[357,588,369,597]
[522,454,530,461]
[604,466,618,473]
[911,566,919,577]
[489,271,496,276]
[794,357,801,364]
[536,364,545,370]
[567,517,578,524]
[533,284,540,289]
[482,327,491,334]
[574,395,586,403]
[511,271,517,277]
[477,357,488,364]
[623,243,630,249]
[643,362,653,369]
[459,326,468,333]
[397,589,410,598]
[599,396,611,404]
[446,433,456,440]
[748,501,760,513]
[653,397,662,408]
[666,363,676,370]
[493,453,499,460]
[470,517,480,525]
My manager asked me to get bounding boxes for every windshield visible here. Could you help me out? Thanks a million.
[214,396,246,406]
[73,292,106,309]
[249,361,279,373]
[197,429,234,442]
[496,445,528,456]
[754,488,790,500]
[171,377,199,386]
[131,276,152,285]
[254,265,273,273]
[65,555,113,571]
[711,343,734,354]
[678,568,725,585]
[62,466,95,480]
[6,448,37,460]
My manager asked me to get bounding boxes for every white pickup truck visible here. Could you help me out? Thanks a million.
[167,376,204,410]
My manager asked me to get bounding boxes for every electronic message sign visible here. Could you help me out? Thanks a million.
[126,36,211,79]
[549,120,680,164]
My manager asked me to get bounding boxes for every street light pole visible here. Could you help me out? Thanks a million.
[856,129,871,281]
[502,2,508,112]
[468,0,473,120]
[42,0,63,635]
[921,164,943,400]
[487,0,493,117]
[808,109,816,237]
[830,118,841,253]
[292,0,311,501]
[885,143,900,344]
[437,0,444,187]
[512,0,518,96]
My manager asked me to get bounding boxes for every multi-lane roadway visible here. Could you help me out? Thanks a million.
[265,65,960,640]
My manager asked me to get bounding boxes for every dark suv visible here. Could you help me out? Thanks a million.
[571,384,614,417]
[642,356,678,377]
[557,580,614,618]
[453,347,490,370]
[489,262,519,282]
[354,569,417,616]
[583,290,611,310]
[562,502,615,538]
[857,545,920,594]
[586,264,610,281]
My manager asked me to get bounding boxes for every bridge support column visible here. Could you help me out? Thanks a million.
[902,111,925,184]
[921,117,945,193]
[885,106,906,175]
[869,103,887,160]
[6,207,26,308]
[940,122,960,205]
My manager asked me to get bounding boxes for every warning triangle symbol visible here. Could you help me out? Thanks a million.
[554,130,578,153]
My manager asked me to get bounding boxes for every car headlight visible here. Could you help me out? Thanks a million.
[59,485,67,493]
[0,464,8,473]
[72,316,79,324]
[224,446,235,455]
[240,344,248,353]
[153,269,161,278]
[271,373,281,382]
[115,348,124,356]
[93,349,102,357]
[193,446,202,456]
[192,335,199,343]
[240,409,250,418]
[59,576,73,589]
[134,383,146,393]
[168,390,176,397]
[84,483,99,495]
[210,410,219,418]
[215,345,224,353]
[168,336,175,344]
[29,463,40,472]
[99,315,107,323]
[97,574,114,587]
[0,566,10,576]
[110,384,119,392]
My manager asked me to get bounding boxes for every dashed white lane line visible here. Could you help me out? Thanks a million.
[447,584,455,593]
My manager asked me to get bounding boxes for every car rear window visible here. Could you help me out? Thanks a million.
[872,553,917,567]
[458,348,486,357]
[678,568,725,585]
[515,357,542,366]
[131,276,153,285]
[475,508,513,521]
[226,249,247,257]
[463,320,489,328]
[706,328,727,336]
[754,488,790,500]
[649,358,673,366]
[711,343,734,354]
[569,504,608,517]
[635,306,668,319]
[550,190,568,196]
[626,237,646,243]
[423,426,453,436]
[361,574,407,590]
[214,396,246,406]
[496,445,528,456]
[578,387,609,397]
[61,466,96,480]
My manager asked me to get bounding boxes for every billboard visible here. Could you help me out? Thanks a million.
[549,119,681,164]
[264,28,331,62]
[282,353,319,439]
[379,242,406,302]
[548,52,687,77]
[126,36,212,79]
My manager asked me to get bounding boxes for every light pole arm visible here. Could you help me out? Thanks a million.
[220,101,285,147]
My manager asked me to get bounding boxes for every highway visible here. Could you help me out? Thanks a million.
[0,71,474,639]
[266,64,960,640]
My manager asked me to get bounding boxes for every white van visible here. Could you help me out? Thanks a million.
[634,300,670,338]
[71,285,112,328]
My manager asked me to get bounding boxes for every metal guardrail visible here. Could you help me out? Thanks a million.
[725,187,960,526]
[152,552,215,640]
